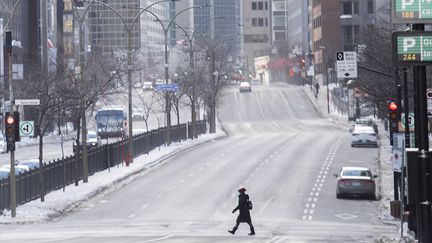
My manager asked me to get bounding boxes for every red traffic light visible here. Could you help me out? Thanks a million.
[6,115,14,125]
[388,101,398,111]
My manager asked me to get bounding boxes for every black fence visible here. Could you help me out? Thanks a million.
[0,120,207,212]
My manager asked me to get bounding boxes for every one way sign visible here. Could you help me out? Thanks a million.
[336,51,358,79]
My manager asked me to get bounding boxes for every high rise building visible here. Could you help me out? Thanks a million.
[194,0,241,56]
[310,0,376,85]
[241,0,271,78]
[172,0,194,45]
[85,0,168,54]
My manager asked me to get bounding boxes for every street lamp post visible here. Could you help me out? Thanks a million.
[319,45,330,114]
[172,16,224,138]
[149,4,209,145]
[85,0,177,164]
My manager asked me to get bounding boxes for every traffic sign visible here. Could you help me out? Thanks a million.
[15,99,40,106]
[19,121,34,137]
[336,51,358,78]
[401,112,415,128]
[392,0,432,23]
[393,31,432,65]
[155,83,179,92]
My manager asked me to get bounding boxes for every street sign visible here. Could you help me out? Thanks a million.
[15,99,40,106]
[392,0,432,23]
[336,51,358,78]
[19,121,33,137]
[392,31,432,65]
[401,112,415,128]
[155,83,179,92]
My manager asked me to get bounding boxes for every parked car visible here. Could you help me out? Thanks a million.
[239,81,252,93]
[1,164,29,175]
[73,130,101,153]
[354,118,378,134]
[17,158,40,169]
[335,166,377,199]
[0,168,9,180]
[143,81,154,91]
[0,135,6,153]
[132,108,144,120]
[351,126,378,147]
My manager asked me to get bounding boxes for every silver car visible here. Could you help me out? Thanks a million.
[335,167,377,200]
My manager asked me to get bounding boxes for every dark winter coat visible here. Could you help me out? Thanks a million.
[233,193,251,223]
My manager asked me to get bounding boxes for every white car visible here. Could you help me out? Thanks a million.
[239,82,252,93]
[143,81,154,91]
[17,159,40,169]
[0,135,6,153]
[132,108,144,120]
[351,126,378,147]
[335,166,377,199]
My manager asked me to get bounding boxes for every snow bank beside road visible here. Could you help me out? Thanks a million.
[0,130,226,224]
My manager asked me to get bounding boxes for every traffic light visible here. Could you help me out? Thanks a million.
[388,101,399,133]
[5,113,15,152]
[301,59,306,69]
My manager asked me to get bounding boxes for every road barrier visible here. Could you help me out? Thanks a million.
[0,120,207,212]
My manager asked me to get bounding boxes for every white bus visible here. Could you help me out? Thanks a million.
[95,107,127,138]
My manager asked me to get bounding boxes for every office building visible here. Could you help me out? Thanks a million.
[241,0,271,78]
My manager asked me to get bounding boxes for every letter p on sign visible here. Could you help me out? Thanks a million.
[402,0,415,10]
[403,38,416,52]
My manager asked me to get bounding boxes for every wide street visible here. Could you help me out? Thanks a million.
[0,83,398,242]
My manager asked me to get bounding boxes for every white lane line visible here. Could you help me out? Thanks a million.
[156,194,162,199]
[142,203,149,209]
[260,196,275,215]
[234,91,242,122]
[179,179,185,184]
[99,200,108,203]
[128,214,135,218]
[189,173,195,177]
[142,235,175,242]
[254,91,266,119]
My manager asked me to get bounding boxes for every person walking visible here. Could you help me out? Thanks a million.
[228,187,255,235]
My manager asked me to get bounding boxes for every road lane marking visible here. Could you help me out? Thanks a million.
[128,214,135,218]
[142,204,149,209]
[301,139,341,221]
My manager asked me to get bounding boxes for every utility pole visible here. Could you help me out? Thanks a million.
[412,23,432,243]
[5,30,16,217]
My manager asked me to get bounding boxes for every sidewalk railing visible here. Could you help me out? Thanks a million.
[0,120,207,212]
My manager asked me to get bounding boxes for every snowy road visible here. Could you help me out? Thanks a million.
[0,84,398,242]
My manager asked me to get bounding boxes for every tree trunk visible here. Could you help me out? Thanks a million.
[81,100,88,183]
[191,99,197,138]
[38,134,44,202]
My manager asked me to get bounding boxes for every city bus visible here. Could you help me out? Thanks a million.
[95,107,127,138]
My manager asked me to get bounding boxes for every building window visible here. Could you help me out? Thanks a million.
[252,2,257,10]
[258,1,263,10]
[252,18,257,26]
[258,18,264,26]
[342,1,359,15]
[367,0,374,14]
[265,18,268,26]
[265,1,268,10]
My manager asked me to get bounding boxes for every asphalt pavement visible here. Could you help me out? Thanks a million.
[0,83,399,242]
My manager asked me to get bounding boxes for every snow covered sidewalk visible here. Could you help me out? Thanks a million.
[0,130,226,224]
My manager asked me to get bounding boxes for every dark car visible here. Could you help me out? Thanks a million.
[73,131,101,153]
[335,166,377,200]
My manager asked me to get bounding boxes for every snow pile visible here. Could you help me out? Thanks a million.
[0,130,226,224]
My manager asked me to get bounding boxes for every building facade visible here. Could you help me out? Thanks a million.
[193,0,241,56]
[241,0,271,78]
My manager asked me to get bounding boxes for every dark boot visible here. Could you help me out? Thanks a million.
[228,226,237,235]
[248,225,255,235]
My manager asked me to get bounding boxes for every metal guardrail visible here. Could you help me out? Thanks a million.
[331,88,348,114]
[0,120,207,212]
